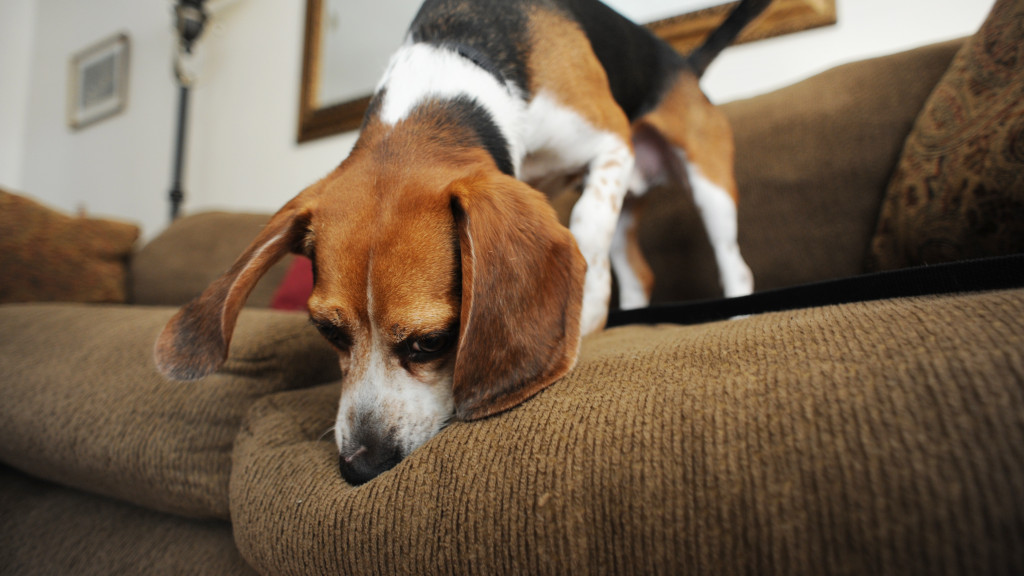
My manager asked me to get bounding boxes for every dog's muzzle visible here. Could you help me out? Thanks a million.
[338,439,403,486]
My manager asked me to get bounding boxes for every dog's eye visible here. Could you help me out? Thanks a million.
[311,319,352,350]
[409,332,450,358]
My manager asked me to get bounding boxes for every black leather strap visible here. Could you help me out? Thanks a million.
[607,253,1024,327]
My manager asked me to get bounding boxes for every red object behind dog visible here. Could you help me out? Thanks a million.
[270,256,314,312]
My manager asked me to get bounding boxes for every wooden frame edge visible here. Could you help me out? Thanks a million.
[297,0,367,143]
[648,0,837,54]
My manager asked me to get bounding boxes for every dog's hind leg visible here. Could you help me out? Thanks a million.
[681,154,753,298]
[636,73,753,299]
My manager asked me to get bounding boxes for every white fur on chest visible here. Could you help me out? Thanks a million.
[521,92,623,183]
[376,43,626,183]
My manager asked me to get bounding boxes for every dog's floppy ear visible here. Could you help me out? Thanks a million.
[449,174,586,420]
[154,196,313,381]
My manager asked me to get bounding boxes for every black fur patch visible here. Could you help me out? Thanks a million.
[409,0,687,120]
[435,96,515,176]
[409,0,533,92]
[553,0,686,119]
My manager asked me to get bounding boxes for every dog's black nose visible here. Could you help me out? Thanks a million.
[338,443,402,485]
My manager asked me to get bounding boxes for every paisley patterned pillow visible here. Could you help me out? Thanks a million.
[869,0,1024,270]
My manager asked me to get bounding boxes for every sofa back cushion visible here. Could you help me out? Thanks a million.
[0,190,138,304]
[132,211,291,307]
[870,0,1024,269]
[630,39,963,301]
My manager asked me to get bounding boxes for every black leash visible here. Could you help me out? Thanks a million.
[606,253,1024,327]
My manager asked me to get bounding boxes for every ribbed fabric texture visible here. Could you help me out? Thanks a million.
[0,37,1014,576]
[0,304,340,519]
[232,289,1024,575]
[0,465,256,576]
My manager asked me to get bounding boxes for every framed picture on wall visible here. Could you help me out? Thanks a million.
[68,33,130,130]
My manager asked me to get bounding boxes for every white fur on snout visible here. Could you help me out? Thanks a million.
[335,342,455,459]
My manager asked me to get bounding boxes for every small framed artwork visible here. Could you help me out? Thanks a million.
[68,33,130,130]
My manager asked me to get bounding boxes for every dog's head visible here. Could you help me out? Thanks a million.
[154,152,585,485]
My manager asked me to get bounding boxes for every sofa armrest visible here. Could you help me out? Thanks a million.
[0,303,340,519]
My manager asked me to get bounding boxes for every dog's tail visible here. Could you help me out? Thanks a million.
[686,0,773,78]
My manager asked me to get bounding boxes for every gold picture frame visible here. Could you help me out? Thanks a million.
[648,0,836,54]
[297,0,836,143]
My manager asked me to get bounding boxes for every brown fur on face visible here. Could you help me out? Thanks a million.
[154,110,586,481]
[156,0,763,485]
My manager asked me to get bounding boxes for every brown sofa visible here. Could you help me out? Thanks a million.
[3,19,1024,576]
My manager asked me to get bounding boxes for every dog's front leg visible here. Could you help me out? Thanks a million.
[569,136,635,336]
[610,192,655,310]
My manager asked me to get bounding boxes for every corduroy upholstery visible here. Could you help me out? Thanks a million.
[231,290,1024,575]
[0,465,256,576]
[0,304,339,518]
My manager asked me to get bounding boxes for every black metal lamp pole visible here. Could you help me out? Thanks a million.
[169,84,190,221]
[169,0,208,221]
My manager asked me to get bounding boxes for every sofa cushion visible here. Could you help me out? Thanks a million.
[631,39,964,301]
[870,0,1024,269]
[231,289,1024,574]
[0,190,138,304]
[132,212,292,308]
[0,465,256,576]
[0,304,340,519]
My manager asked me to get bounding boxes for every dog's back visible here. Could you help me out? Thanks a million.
[408,0,771,113]
[409,0,684,118]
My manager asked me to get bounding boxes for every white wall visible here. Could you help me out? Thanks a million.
[1,0,996,241]
[184,0,356,225]
[12,0,180,236]
[701,0,995,103]
[2,0,357,241]
[0,0,37,191]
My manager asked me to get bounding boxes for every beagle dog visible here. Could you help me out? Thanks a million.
[155,0,765,485]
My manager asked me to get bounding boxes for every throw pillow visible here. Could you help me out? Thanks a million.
[0,190,139,303]
[869,0,1024,270]
[270,255,314,311]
